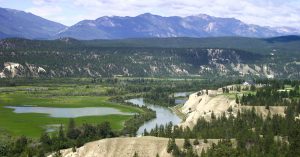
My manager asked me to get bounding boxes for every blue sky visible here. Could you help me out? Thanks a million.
[0,0,300,28]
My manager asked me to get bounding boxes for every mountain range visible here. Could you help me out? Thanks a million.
[0,7,299,40]
[0,7,66,39]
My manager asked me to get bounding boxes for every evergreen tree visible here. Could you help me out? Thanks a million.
[143,129,149,136]
[211,111,216,120]
[133,152,139,157]
[40,132,52,146]
[288,121,300,156]
[172,144,181,157]
[183,138,192,149]
[58,124,65,141]
[72,146,76,152]
[67,118,80,139]
[167,138,175,153]
[37,149,46,157]
[235,95,239,104]
[13,136,28,154]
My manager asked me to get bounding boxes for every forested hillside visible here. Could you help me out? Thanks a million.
[0,36,299,78]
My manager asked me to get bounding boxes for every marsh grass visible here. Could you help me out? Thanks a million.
[0,84,142,138]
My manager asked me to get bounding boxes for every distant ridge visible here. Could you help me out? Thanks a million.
[0,7,66,39]
[0,7,299,39]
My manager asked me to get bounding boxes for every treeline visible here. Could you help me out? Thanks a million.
[254,79,300,88]
[0,120,115,157]
[144,106,296,138]
[240,80,300,109]
[105,78,232,107]
[143,87,176,107]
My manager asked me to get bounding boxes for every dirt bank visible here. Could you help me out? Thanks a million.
[180,89,286,128]
[48,136,222,157]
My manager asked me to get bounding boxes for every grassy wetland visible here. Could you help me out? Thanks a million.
[0,77,217,138]
[0,81,144,138]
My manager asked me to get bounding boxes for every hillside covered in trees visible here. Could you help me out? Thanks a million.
[0,36,300,79]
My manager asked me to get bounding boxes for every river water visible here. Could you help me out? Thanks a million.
[126,97,184,135]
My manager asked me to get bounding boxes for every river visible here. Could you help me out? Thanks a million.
[126,93,189,135]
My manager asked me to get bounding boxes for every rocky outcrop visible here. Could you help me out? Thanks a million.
[0,62,46,78]
[180,88,286,128]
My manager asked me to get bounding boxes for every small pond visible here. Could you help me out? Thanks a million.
[5,106,135,118]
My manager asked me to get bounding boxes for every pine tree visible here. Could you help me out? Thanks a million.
[167,138,174,153]
[143,128,149,136]
[67,119,80,139]
[58,124,65,141]
[193,138,200,145]
[172,144,180,157]
[183,138,192,149]
[68,118,75,130]
[235,95,239,104]
[133,152,139,157]
[72,146,76,152]
[288,121,300,156]
[40,132,51,146]
[37,149,46,157]
[211,111,216,120]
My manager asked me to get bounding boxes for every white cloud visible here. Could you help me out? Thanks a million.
[26,5,62,17]
[32,0,59,5]
[25,0,300,28]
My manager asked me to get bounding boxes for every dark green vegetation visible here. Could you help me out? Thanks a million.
[1,36,300,78]
[109,77,238,107]
[240,80,300,109]
[2,36,300,54]
[0,119,117,157]
[145,79,300,157]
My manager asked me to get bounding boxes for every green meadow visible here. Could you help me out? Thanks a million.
[0,84,142,138]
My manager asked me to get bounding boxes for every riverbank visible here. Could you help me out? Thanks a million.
[169,104,186,120]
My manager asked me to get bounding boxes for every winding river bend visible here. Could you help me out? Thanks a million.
[126,93,189,135]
